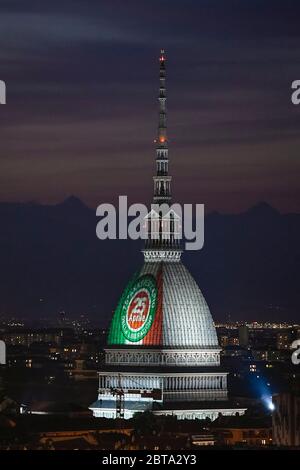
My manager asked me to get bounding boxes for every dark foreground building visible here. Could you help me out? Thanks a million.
[272,389,300,446]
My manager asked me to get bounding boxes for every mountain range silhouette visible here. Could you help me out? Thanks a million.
[0,198,299,324]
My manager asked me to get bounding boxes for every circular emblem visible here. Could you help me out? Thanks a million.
[121,275,157,342]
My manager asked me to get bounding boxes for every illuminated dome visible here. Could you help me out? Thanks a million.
[89,50,247,421]
[107,260,219,349]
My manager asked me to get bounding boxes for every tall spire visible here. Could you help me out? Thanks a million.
[143,50,182,262]
[153,49,171,204]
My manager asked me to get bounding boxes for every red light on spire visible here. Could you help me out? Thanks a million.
[159,48,165,62]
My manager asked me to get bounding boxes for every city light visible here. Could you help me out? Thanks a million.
[261,394,275,411]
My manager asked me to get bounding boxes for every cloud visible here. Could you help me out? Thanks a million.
[1,0,300,212]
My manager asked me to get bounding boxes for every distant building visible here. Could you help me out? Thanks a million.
[272,390,300,446]
[228,337,240,346]
[219,335,229,348]
[191,434,215,446]
[1,328,72,347]
[251,348,287,362]
[222,346,249,358]
[239,325,249,348]
[212,414,272,447]
[277,331,291,350]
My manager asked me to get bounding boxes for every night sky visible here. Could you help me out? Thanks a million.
[1,0,300,213]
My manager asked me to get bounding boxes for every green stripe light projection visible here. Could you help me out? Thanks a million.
[107,274,158,345]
